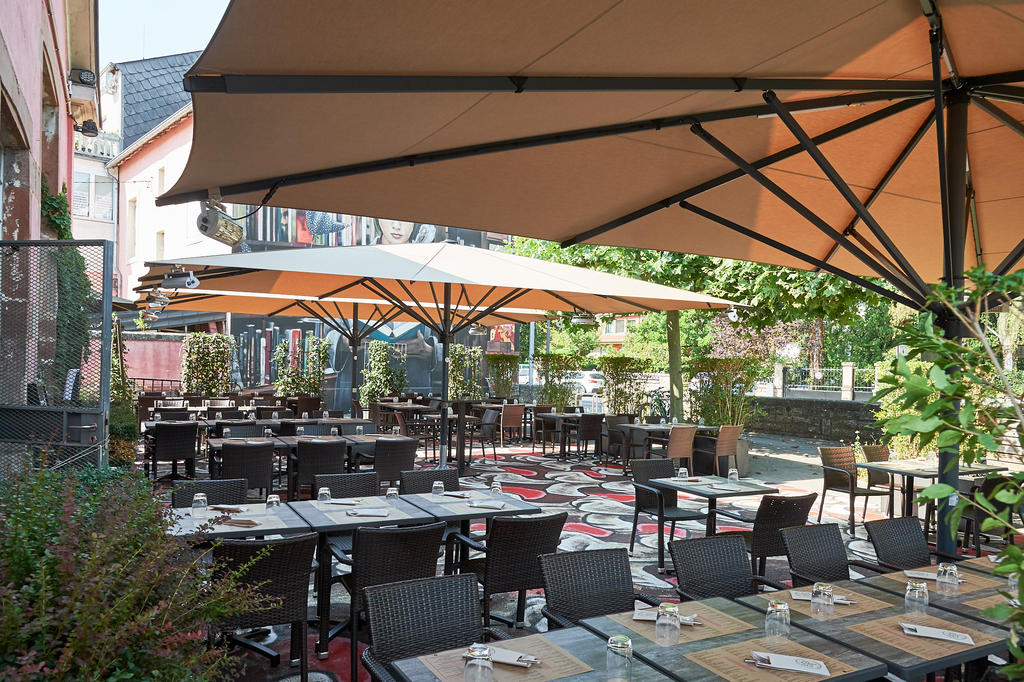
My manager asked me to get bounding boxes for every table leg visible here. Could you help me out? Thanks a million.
[905,475,916,517]
[657,515,665,571]
[706,499,718,537]
[315,533,330,659]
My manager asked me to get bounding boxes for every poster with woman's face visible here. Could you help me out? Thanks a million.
[371,218,440,245]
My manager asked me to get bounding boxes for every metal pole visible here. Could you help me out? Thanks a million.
[528,321,536,384]
[99,240,114,468]
[349,303,360,415]
[438,283,452,468]
[546,320,551,352]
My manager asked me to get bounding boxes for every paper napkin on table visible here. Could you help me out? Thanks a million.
[899,622,974,645]
[670,477,702,483]
[749,652,829,675]
[709,483,741,491]
[988,555,1004,563]
[463,645,539,668]
[441,491,472,498]
[346,508,390,517]
[324,499,360,506]
[219,518,260,528]
[790,590,857,605]
[209,505,247,513]
[633,606,702,624]
[467,500,505,510]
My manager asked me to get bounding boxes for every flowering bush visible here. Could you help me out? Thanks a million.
[0,469,267,680]
[181,332,235,395]
[272,336,331,397]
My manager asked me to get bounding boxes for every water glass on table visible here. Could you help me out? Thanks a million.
[392,426,401,435]
[266,494,280,507]
[317,487,332,502]
[765,599,791,639]
[464,643,493,682]
[655,603,680,646]
[191,493,208,519]
[386,487,399,500]
[302,411,309,419]
[677,466,689,479]
[727,467,740,483]
[606,635,632,682]
[810,582,834,620]
[272,411,280,420]
[432,480,445,495]
[356,425,364,436]
[264,428,273,439]
[490,481,503,496]
[296,426,305,436]
[936,562,960,596]
[222,427,231,439]
[330,427,339,436]
[905,579,929,613]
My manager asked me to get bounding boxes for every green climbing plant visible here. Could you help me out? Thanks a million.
[484,353,519,398]
[272,336,331,398]
[448,344,483,400]
[360,340,406,404]
[180,333,235,396]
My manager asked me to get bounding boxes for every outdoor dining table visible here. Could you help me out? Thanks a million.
[579,596,886,681]
[855,460,1007,517]
[535,412,584,458]
[391,625,671,682]
[169,501,311,539]
[738,577,1009,680]
[859,566,1009,628]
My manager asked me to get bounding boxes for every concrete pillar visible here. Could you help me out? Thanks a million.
[841,361,856,401]
[773,363,787,398]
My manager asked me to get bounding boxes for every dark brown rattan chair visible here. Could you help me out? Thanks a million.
[171,478,247,507]
[629,458,706,570]
[451,512,567,628]
[276,419,318,436]
[865,516,966,570]
[215,440,274,496]
[256,406,293,419]
[152,409,190,421]
[314,472,381,558]
[817,446,894,537]
[206,408,244,420]
[669,535,787,600]
[213,532,317,680]
[295,423,334,436]
[860,444,896,520]
[539,548,658,628]
[293,396,322,417]
[467,409,499,462]
[717,492,819,575]
[532,405,557,452]
[295,439,348,496]
[398,467,459,494]
[564,413,604,459]
[151,421,198,480]
[395,412,437,460]
[692,424,743,476]
[601,415,629,466]
[645,425,696,468]
[369,437,419,489]
[362,575,509,682]
[215,421,265,439]
[780,523,883,587]
[333,522,447,682]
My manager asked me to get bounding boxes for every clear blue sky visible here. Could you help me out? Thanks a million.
[99,0,229,66]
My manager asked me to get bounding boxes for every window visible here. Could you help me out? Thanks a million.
[614,319,626,334]
[126,199,137,258]
[71,171,113,220]
[154,231,165,260]
[626,318,637,329]
[604,320,614,334]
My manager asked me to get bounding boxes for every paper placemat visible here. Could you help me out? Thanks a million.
[417,634,592,682]
[685,636,857,681]
[312,500,410,521]
[894,568,1002,594]
[607,603,754,644]
[963,593,1012,612]
[846,613,1000,659]
[755,587,891,619]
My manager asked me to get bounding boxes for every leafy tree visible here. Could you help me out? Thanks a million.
[550,322,599,363]
[823,302,897,367]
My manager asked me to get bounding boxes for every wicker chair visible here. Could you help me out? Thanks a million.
[716,492,818,575]
[692,424,743,475]
[206,408,244,420]
[362,575,509,682]
[645,426,696,468]
[532,405,557,452]
[215,421,265,439]
[816,446,894,537]
[864,516,967,570]
[564,413,604,459]
[602,415,629,466]
[213,533,317,680]
[152,409,190,421]
[450,512,567,627]
[150,421,198,480]
[859,444,896,520]
[294,423,334,436]
[669,535,787,600]
[780,523,884,586]
[295,439,348,496]
[334,522,447,682]
[395,412,437,459]
[499,404,525,445]
[256,406,293,419]
[293,396,322,417]
[156,398,186,409]
[539,548,658,628]
[214,440,274,496]
[629,459,706,570]
[399,467,459,494]
[467,409,500,461]
[171,478,247,507]
[314,472,381,558]
[368,437,419,489]
[276,419,318,436]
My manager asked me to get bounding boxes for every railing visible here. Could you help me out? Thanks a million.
[853,368,877,393]
[787,367,843,392]
[765,363,878,401]
[131,377,182,392]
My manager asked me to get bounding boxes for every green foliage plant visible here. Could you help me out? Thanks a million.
[687,356,764,425]
[484,353,519,398]
[107,401,139,467]
[0,469,270,680]
[598,355,653,415]
[272,336,331,398]
[181,332,235,396]
[360,340,406,404]
[448,343,483,400]
[534,353,582,409]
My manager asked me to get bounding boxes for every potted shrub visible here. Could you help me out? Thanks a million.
[534,353,582,410]
[271,335,331,399]
[360,340,407,405]
[598,355,653,415]
[484,353,519,399]
[107,402,139,467]
[181,332,235,395]
[686,356,765,476]
[448,343,483,400]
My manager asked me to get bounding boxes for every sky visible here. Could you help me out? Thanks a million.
[99,0,229,67]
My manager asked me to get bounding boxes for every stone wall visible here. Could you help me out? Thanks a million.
[746,396,880,442]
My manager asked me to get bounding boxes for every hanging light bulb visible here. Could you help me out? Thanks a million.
[468,323,488,336]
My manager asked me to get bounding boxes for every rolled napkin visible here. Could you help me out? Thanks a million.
[346,508,390,517]
[463,644,540,668]
[632,606,702,625]
[219,518,260,528]
[209,505,247,513]
[790,590,857,605]
[899,621,974,645]
[747,652,829,675]
[467,500,505,510]
[670,476,702,483]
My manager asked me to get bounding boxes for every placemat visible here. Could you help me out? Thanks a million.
[960,555,1000,571]
[846,613,1001,659]
[311,500,411,521]
[417,634,592,681]
[685,636,857,681]
[894,568,1003,594]
[963,593,1011,612]
[755,587,891,619]
[204,505,291,533]
[607,603,754,644]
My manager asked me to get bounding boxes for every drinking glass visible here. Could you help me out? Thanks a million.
[272,411,280,420]
[502,398,508,405]
[765,600,791,639]
[386,487,399,500]
[215,411,223,420]
[633,417,640,424]
[677,466,689,479]
[655,603,680,646]
[356,425,364,436]
[432,481,445,495]
[490,481,503,496]
[659,418,667,424]
[727,468,740,483]
[222,427,231,439]
[266,494,280,507]
[464,643,493,682]
[302,411,309,419]
[189,412,196,421]
[671,417,678,424]
[264,428,273,438]
[296,426,305,436]
[392,426,401,435]
[323,410,329,419]
[810,582,834,620]
[1009,572,1020,597]
[605,635,632,682]
[191,493,208,519]
[317,487,331,502]
[154,412,162,421]
[936,562,960,596]
[407,399,413,405]
[330,427,339,436]
[905,579,929,614]
[249,411,256,420]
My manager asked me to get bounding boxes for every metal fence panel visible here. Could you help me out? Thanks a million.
[0,240,112,477]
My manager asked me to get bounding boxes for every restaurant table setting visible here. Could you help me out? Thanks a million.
[169,500,310,539]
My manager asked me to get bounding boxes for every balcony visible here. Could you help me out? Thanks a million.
[73,130,120,160]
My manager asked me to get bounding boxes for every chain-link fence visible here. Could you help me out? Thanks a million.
[0,240,112,477]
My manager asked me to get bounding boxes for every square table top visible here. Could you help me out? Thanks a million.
[207,436,288,451]
[273,435,349,448]
[859,566,1009,627]
[738,579,1008,680]
[957,554,1005,574]
[343,433,415,445]
[289,495,435,533]
[649,475,779,500]
[535,412,584,420]
[855,460,1007,478]
[169,502,311,539]
[403,489,542,523]
[391,626,671,682]
[580,597,885,681]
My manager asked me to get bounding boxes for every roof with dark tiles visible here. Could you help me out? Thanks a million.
[115,51,200,148]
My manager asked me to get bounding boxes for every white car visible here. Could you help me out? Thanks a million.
[572,371,605,394]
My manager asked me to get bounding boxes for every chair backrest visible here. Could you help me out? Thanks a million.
[480,409,500,426]
[539,548,638,624]
[364,574,484,667]
[748,493,818,558]
[865,517,931,569]
[780,523,851,586]
[483,512,567,594]
[501,404,525,427]
[373,438,419,485]
[208,398,233,408]
[296,439,348,490]
[215,421,265,439]
[577,413,603,440]
[817,446,857,491]
[666,426,697,460]
[644,414,663,424]
[207,408,244,420]
[715,425,743,455]
[296,423,332,436]
[153,422,198,461]
[218,441,274,490]
[350,522,447,611]
[156,399,186,409]
[313,472,379,498]
[631,458,676,510]
[256,406,293,419]
[294,396,322,416]
[604,415,628,443]
[669,536,757,599]
[214,533,317,629]
[399,467,459,494]
[154,409,190,421]
[533,404,556,423]
[861,444,890,488]
[276,419,317,436]
[171,478,247,507]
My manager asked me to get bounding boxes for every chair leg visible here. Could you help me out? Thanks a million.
[751,553,758,576]
[290,621,303,667]
[629,507,640,554]
[483,594,491,627]
[350,609,359,682]
[817,487,826,522]
[515,590,527,627]
[299,620,308,681]
[862,494,869,521]
[848,493,857,537]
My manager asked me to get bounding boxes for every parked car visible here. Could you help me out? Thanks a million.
[518,366,543,385]
[571,371,604,394]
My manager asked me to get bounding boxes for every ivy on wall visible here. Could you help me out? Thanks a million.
[359,340,406,405]
[272,336,331,397]
[484,353,519,398]
[448,344,483,400]
[181,332,235,396]
[534,353,582,409]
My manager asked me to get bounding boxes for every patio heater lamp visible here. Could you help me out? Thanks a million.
[468,323,488,336]
[161,268,200,290]
[197,198,245,246]
[570,312,596,326]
